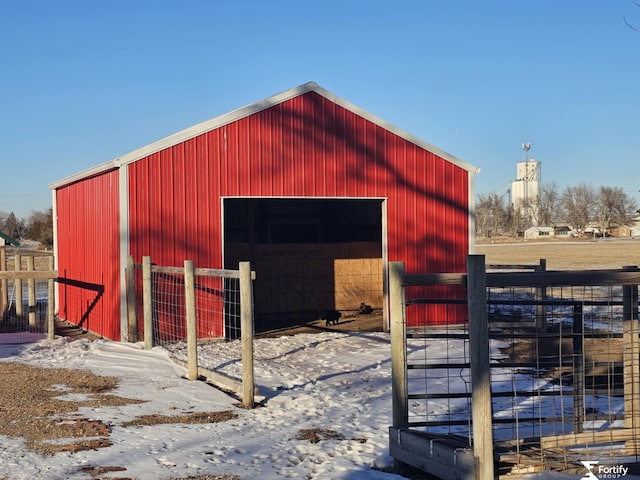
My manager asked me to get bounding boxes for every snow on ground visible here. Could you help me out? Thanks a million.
[0,332,637,480]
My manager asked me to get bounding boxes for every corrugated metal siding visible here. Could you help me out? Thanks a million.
[55,170,121,339]
[50,88,472,341]
[128,91,469,327]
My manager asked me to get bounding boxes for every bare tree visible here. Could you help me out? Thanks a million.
[625,194,638,220]
[561,183,596,233]
[3,212,26,240]
[26,208,53,247]
[475,194,491,236]
[595,186,624,233]
[507,203,527,237]
[477,183,636,239]
[476,192,508,237]
[538,181,561,226]
[594,186,638,233]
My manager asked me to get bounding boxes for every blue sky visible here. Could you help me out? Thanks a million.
[1,1,639,218]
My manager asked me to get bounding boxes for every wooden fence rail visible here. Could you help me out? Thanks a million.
[0,248,57,341]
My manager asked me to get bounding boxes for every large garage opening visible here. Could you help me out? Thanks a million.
[223,198,385,333]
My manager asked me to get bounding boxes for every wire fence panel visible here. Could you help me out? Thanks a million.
[0,250,56,344]
[148,270,240,346]
[151,269,188,345]
[1,279,51,341]
[390,258,640,478]
[133,257,255,407]
[488,283,633,470]
[404,310,473,437]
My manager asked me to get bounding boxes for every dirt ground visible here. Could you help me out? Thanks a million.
[256,309,385,338]
[476,237,640,270]
[0,359,239,480]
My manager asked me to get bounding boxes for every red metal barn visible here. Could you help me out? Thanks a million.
[50,82,479,341]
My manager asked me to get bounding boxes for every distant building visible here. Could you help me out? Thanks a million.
[524,226,554,240]
[554,225,574,238]
[511,159,541,226]
[0,231,20,247]
[630,216,640,238]
[608,225,631,238]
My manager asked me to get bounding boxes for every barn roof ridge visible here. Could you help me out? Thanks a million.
[49,81,478,189]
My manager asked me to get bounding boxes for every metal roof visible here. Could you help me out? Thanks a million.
[49,82,479,190]
[0,231,20,246]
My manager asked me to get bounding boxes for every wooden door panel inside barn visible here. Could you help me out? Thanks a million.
[223,198,383,331]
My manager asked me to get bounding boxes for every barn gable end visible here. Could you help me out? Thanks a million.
[50,82,478,340]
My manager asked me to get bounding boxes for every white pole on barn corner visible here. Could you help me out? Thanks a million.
[184,260,198,381]
[126,255,137,342]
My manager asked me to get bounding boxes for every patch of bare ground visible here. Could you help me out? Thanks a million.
[256,309,384,338]
[122,410,237,427]
[0,362,140,456]
[169,476,240,480]
[476,238,640,270]
[0,360,240,479]
[79,470,239,480]
[294,427,367,444]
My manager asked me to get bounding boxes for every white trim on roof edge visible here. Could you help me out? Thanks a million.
[49,160,118,189]
[49,82,479,189]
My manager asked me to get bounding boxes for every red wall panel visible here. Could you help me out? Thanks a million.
[128,91,470,328]
[55,170,121,339]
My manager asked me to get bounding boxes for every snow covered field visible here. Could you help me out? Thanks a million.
[0,332,636,480]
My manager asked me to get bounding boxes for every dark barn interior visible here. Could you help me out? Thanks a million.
[223,198,384,332]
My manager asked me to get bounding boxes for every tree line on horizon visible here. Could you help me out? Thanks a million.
[476,182,638,238]
[0,208,53,248]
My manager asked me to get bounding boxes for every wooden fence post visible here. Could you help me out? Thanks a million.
[142,256,153,350]
[389,261,408,430]
[467,254,495,480]
[535,258,547,331]
[623,265,640,454]
[47,256,55,341]
[239,261,255,408]
[572,303,584,433]
[14,254,22,318]
[184,260,198,381]
[27,256,36,329]
[126,255,138,342]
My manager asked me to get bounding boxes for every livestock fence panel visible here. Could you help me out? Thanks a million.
[130,256,256,407]
[0,247,56,343]
[389,255,640,480]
